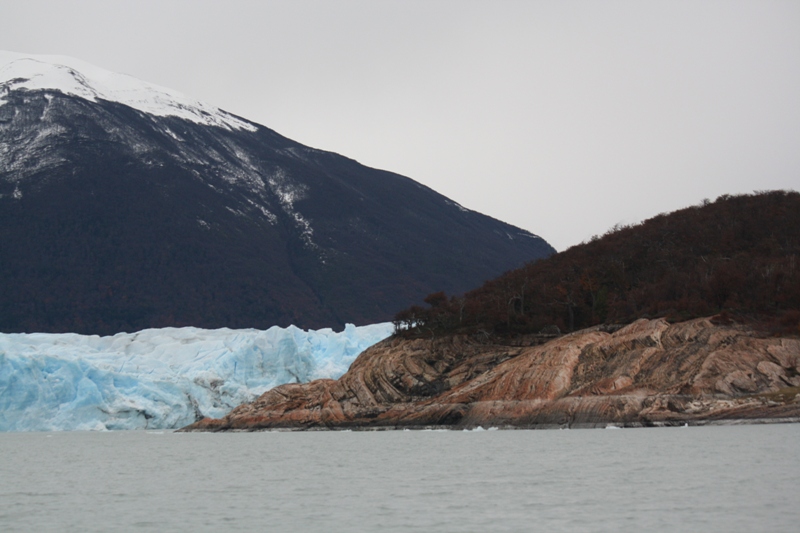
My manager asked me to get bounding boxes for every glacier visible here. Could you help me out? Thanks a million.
[0,323,393,432]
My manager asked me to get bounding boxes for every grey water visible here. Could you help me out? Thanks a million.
[1,424,798,532]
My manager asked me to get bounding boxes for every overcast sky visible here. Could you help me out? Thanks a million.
[2,0,799,250]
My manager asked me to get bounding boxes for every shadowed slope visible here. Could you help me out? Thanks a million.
[0,59,553,335]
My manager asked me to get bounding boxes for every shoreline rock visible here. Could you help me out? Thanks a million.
[180,318,800,432]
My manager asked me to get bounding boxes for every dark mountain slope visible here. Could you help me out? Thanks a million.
[395,191,800,337]
[0,69,553,334]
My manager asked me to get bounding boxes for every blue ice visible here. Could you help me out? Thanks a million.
[0,323,392,431]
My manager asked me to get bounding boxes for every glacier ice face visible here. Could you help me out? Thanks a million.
[0,323,393,431]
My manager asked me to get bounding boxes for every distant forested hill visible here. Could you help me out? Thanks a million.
[395,191,800,337]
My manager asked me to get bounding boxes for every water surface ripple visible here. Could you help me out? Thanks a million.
[1,424,798,532]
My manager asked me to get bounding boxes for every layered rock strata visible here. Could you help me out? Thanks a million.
[182,318,800,431]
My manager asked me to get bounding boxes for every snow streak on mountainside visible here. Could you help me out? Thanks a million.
[0,323,393,431]
[0,51,255,131]
[0,51,555,335]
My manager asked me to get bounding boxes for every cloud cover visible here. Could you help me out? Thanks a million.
[2,0,798,250]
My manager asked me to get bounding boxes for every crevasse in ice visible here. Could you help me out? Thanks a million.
[0,323,393,431]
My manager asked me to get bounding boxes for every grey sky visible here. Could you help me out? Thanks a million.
[2,0,799,251]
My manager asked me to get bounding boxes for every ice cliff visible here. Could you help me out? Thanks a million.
[0,323,393,431]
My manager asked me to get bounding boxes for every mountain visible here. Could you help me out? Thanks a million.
[0,52,554,335]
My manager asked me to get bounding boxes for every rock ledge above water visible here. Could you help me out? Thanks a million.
[181,318,800,431]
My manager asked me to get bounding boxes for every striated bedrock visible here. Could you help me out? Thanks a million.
[181,318,800,431]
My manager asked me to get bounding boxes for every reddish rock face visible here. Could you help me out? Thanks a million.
[182,318,800,431]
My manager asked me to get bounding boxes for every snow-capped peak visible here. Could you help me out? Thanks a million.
[0,51,257,132]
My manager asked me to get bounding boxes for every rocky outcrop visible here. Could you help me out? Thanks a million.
[181,318,800,431]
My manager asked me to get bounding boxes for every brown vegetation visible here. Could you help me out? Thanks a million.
[394,191,800,338]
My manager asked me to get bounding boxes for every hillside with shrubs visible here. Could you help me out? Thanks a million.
[394,191,800,338]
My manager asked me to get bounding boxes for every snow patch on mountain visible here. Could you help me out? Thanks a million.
[245,197,278,224]
[0,322,393,432]
[0,51,256,132]
[0,117,69,182]
[444,198,470,213]
[0,53,318,239]
[267,168,316,246]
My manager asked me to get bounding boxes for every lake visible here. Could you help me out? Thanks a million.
[1,423,798,532]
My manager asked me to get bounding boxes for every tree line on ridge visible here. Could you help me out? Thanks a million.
[393,191,800,338]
